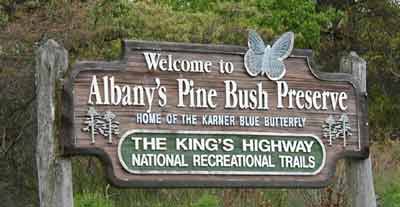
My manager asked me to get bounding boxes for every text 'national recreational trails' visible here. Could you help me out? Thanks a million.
[118,131,326,175]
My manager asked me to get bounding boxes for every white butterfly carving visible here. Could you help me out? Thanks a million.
[244,30,294,80]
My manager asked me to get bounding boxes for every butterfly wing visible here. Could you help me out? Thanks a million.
[244,49,263,76]
[265,58,286,80]
[270,32,294,60]
[263,32,294,80]
[244,30,266,76]
[248,30,265,54]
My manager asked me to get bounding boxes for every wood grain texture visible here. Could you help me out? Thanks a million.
[36,40,73,207]
[342,52,376,207]
[62,40,369,188]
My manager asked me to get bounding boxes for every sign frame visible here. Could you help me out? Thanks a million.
[61,39,369,188]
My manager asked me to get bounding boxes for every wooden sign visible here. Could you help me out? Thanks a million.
[62,31,368,187]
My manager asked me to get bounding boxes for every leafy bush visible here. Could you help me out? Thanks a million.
[89,0,341,48]
[0,10,8,27]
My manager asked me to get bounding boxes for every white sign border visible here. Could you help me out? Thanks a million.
[117,129,326,176]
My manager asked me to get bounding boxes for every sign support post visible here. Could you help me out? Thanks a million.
[35,39,74,207]
[341,52,376,207]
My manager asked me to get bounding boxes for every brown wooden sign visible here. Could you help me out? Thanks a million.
[62,32,368,187]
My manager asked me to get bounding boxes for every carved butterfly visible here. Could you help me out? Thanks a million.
[244,30,294,80]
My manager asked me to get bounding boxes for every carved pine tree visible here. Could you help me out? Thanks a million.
[335,114,352,147]
[82,107,103,144]
[100,111,120,144]
[322,115,337,145]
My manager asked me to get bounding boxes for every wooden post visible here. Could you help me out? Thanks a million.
[340,52,376,207]
[35,39,74,207]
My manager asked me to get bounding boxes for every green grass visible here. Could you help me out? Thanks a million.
[75,191,114,207]
[193,194,220,207]
[372,141,400,207]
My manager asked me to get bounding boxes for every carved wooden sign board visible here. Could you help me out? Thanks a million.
[62,31,368,187]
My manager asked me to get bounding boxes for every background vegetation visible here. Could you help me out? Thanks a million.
[0,0,399,206]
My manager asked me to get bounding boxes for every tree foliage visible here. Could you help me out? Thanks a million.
[88,0,340,49]
[317,0,400,139]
